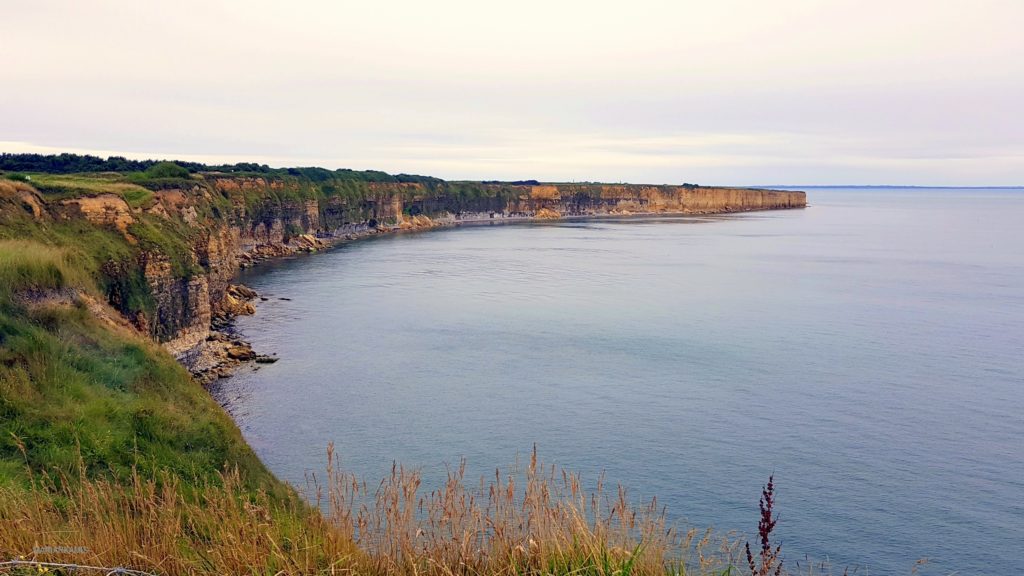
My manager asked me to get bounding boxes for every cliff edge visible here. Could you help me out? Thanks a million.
[0,160,804,379]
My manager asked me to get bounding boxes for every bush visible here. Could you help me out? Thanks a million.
[143,162,190,179]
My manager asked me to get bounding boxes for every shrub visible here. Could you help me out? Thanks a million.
[143,162,190,179]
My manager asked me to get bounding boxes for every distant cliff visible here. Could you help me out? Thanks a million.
[0,164,804,372]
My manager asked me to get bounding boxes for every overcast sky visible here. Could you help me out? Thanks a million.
[2,0,1022,185]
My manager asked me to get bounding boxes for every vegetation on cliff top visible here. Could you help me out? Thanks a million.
[1,154,527,214]
[0,152,443,185]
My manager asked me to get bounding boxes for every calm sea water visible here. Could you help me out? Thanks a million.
[215,188,1024,575]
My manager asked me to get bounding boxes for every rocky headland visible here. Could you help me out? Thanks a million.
[0,164,805,381]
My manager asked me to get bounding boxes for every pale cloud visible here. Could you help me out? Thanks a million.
[2,0,1022,185]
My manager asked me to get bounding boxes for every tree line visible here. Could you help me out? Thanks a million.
[0,153,442,184]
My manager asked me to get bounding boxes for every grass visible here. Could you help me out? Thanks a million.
[0,240,89,300]
[0,241,278,493]
[0,447,741,576]
[120,186,156,208]
[25,173,155,207]
[0,213,152,321]
[128,214,200,278]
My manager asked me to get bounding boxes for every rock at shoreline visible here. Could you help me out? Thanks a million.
[221,293,255,316]
[226,344,256,361]
[295,233,326,252]
[189,330,275,383]
[219,284,258,317]
[534,207,561,219]
[397,214,436,230]
[227,284,258,300]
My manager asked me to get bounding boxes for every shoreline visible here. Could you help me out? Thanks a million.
[192,203,806,382]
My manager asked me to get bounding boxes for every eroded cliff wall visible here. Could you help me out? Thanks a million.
[0,175,804,371]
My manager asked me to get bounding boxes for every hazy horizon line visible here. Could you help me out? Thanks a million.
[3,149,1022,190]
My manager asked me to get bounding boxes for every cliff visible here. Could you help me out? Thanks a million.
[0,161,804,572]
[0,168,804,377]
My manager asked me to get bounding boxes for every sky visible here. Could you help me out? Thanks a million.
[2,0,1023,185]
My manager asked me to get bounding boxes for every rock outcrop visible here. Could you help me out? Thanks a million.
[534,207,561,219]
[61,194,135,235]
[219,284,258,318]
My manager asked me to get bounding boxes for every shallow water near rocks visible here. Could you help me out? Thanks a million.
[213,188,1024,574]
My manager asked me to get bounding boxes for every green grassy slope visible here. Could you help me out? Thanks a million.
[0,237,281,495]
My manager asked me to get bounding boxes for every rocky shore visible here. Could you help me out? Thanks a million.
[189,284,279,382]
[2,172,805,384]
[190,202,810,382]
[186,217,442,381]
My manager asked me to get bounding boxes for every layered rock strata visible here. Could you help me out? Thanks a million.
[0,176,805,379]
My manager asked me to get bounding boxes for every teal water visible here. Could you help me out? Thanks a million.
[215,189,1024,574]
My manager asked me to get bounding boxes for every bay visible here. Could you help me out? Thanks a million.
[214,188,1024,574]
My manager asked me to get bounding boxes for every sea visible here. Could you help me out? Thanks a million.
[212,187,1024,574]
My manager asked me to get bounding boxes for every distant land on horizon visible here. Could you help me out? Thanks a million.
[750,184,1024,190]
[3,152,1022,190]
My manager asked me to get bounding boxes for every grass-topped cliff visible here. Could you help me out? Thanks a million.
[0,154,805,575]
[0,153,804,359]
[0,239,275,489]
[0,238,346,573]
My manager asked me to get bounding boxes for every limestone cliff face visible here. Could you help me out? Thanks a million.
[145,254,211,358]
[504,185,805,215]
[0,174,804,371]
[157,181,803,367]
[60,194,136,234]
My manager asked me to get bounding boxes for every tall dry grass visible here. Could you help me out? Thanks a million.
[0,464,356,574]
[0,445,740,575]
[313,444,738,575]
[0,240,90,300]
